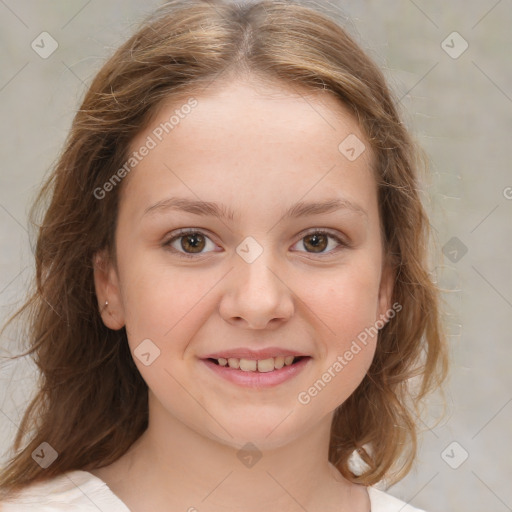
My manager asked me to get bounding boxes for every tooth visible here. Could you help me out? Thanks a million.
[284,355,294,366]
[221,356,298,372]
[257,358,275,373]
[239,358,257,371]
[227,358,240,369]
[273,356,285,369]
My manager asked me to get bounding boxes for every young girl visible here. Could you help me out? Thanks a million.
[0,0,448,510]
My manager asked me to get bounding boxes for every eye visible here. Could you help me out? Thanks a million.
[291,229,348,256]
[163,228,349,260]
[163,229,218,259]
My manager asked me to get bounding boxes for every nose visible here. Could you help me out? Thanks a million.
[218,252,295,330]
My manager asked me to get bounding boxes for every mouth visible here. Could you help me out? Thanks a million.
[201,355,312,388]
[206,355,309,373]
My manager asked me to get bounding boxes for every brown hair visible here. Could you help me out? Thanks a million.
[0,0,448,498]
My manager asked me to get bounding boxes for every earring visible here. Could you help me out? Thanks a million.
[105,300,109,307]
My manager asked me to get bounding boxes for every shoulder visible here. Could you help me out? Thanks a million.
[0,470,130,511]
[367,486,427,512]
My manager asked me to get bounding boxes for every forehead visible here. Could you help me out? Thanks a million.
[155,77,367,150]
[120,77,377,219]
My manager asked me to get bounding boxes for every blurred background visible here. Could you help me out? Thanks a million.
[1,1,511,510]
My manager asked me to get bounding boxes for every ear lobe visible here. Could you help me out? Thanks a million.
[93,250,125,330]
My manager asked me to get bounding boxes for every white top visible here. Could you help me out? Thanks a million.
[0,470,426,511]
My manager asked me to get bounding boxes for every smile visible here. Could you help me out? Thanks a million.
[210,355,304,372]
[201,356,311,388]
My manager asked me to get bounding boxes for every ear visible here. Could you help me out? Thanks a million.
[93,249,125,330]
[376,259,395,325]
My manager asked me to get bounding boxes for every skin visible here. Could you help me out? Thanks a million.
[92,76,394,512]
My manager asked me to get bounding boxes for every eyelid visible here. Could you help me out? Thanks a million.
[298,227,349,244]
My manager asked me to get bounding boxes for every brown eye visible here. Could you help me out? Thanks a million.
[165,230,217,258]
[180,233,206,253]
[303,233,328,253]
[292,230,348,256]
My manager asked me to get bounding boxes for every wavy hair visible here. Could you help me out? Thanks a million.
[0,0,448,498]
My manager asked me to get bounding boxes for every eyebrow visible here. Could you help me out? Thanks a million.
[142,196,368,221]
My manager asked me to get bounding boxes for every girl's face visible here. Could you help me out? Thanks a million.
[94,78,394,450]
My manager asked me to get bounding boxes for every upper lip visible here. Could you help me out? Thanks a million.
[201,347,310,360]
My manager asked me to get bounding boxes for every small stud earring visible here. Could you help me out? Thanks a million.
[104,300,109,307]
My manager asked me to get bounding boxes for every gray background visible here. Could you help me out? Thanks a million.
[1,1,511,511]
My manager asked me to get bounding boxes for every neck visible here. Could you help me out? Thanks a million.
[96,393,368,511]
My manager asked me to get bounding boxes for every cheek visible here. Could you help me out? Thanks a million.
[301,260,381,407]
[309,258,381,344]
[118,265,218,396]
[119,259,217,352]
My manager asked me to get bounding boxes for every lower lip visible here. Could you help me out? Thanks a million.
[201,357,311,388]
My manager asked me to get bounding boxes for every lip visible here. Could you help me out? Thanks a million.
[201,356,312,388]
[201,347,309,360]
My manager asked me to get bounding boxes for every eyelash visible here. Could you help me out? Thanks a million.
[163,228,350,260]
